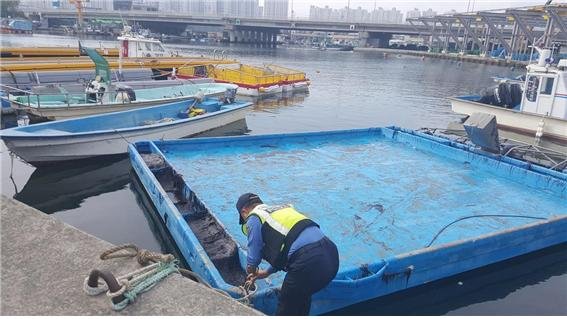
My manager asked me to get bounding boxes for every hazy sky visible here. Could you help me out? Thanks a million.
[285,0,552,17]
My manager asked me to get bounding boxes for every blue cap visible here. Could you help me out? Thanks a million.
[236,193,262,224]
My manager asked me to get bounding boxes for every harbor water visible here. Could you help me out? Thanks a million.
[1,33,566,315]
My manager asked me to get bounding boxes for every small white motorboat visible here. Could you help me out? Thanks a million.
[449,47,567,143]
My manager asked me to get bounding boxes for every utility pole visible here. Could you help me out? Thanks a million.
[291,0,294,20]
[346,0,351,22]
[69,0,84,34]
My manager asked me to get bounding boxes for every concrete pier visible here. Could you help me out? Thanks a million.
[0,195,262,316]
[355,47,528,67]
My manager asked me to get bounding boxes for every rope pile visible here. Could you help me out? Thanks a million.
[83,244,257,310]
[83,244,179,311]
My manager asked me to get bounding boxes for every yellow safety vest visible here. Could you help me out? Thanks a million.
[242,205,318,270]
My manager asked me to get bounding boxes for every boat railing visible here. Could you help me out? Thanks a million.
[503,142,567,171]
[215,67,281,86]
[263,64,307,82]
[0,84,33,95]
[210,65,294,86]
[176,63,304,86]
[6,87,132,108]
[417,127,567,172]
[6,84,225,109]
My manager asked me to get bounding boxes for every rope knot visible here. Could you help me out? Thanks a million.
[137,249,174,265]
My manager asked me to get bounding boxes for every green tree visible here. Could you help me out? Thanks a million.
[1,0,24,18]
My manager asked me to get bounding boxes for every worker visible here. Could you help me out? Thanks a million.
[236,193,339,316]
[85,75,103,103]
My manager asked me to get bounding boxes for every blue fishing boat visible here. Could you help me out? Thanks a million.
[128,127,567,315]
[0,98,252,166]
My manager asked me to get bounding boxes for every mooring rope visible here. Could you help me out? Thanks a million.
[100,243,173,265]
[235,279,258,305]
[84,244,253,310]
[110,261,179,311]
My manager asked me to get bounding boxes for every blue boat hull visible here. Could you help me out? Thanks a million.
[128,127,567,315]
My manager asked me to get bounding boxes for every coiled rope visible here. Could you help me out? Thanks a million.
[84,244,256,310]
[84,244,179,311]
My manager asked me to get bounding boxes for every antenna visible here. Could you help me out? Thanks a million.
[119,10,127,29]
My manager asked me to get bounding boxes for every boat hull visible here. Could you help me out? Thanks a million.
[128,127,567,315]
[449,96,567,142]
[2,103,251,165]
[236,83,309,97]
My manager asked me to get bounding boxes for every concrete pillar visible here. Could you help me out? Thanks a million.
[271,33,277,45]
[229,31,235,43]
[359,31,369,47]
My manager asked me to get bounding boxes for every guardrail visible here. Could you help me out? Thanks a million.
[2,84,135,108]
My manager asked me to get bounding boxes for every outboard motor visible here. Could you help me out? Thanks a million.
[115,85,136,102]
[16,114,30,127]
[481,82,522,109]
[223,87,236,104]
[496,82,513,108]
[463,113,500,153]
[478,86,498,106]
[509,83,522,108]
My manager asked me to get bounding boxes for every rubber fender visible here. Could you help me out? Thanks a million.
[497,82,513,107]
[510,83,522,108]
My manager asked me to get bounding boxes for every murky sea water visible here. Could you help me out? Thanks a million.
[1,33,566,315]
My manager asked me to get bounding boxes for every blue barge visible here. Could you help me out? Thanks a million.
[128,127,567,315]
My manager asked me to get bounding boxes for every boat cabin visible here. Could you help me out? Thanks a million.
[118,27,169,58]
[521,50,567,120]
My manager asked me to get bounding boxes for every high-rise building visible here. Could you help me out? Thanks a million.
[421,8,437,18]
[203,0,217,16]
[23,0,263,18]
[406,8,421,20]
[264,0,288,20]
[309,4,402,24]
[215,0,259,18]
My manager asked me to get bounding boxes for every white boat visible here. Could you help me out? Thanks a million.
[10,83,238,121]
[0,98,252,166]
[117,26,171,59]
[450,48,567,142]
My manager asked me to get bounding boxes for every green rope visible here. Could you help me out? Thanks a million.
[112,261,179,311]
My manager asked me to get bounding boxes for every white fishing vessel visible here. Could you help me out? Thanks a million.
[449,48,567,142]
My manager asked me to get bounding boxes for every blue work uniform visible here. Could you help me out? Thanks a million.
[245,205,339,315]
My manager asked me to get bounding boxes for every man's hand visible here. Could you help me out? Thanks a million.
[246,264,258,275]
[246,269,271,285]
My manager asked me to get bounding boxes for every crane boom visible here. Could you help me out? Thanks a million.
[68,0,84,32]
